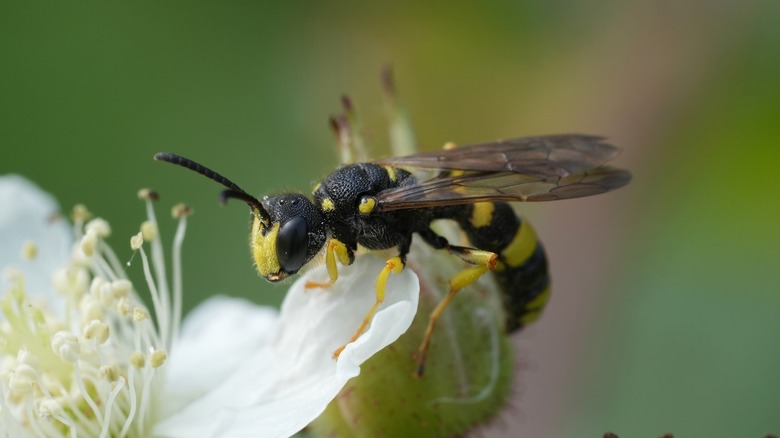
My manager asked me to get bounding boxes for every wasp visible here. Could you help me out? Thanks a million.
[155,134,630,376]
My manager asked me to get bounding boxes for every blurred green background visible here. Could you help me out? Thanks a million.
[2,1,778,436]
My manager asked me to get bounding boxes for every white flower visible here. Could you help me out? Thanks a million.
[0,175,419,438]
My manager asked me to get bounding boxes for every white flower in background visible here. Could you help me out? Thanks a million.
[0,175,418,438]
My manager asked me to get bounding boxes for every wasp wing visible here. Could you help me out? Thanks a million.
[376,167,631,211]
[374,134,621,178]
[374,134,631,211]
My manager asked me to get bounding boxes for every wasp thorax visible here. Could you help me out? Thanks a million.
[251,194,326,282]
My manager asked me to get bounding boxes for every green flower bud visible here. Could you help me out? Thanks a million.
[310,239,514,437]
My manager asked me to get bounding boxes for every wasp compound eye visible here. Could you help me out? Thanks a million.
[277,216,309,273]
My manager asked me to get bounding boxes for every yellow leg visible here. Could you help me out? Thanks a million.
[306,239,351,289]
[415,250,497,377]
[333,256,404,358]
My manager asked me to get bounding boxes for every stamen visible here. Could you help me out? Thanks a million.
[119,365,138,438]
[83,320,110,344]
[130,352,145,368]
[86,218,112,238]
[100,364,120,382]
[51,331,80,362]
[80,296,104,324]
[74,362,104,426]
[112,279,132,298]
[136,188,159,202]
[117,298,132,317]
[71,204,92,227]
[50,378,101,436]
[99,377,126,438]
[150,349,167,368]
[137,367,155,434]
[99,240,127,278]
[26,397,48,437]
[93,253,120,282]
[130,233,144,251]
[140,221,158,242]
[81,229,99,257]
[3,193,191,437]
[39,398,60,421]
[170,208,189,349]
[144,199,171,348]
[137,247,165,343]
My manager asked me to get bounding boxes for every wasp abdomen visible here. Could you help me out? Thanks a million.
[455,202,551,333]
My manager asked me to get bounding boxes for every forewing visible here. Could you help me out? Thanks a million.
[374,134,620,178]
[376,167,632,211]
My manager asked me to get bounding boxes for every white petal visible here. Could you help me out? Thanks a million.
[161,296,279,417]
[154,256,419,438]
[0,175,71,297]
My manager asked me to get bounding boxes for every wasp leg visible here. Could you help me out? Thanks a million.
[332,255,406,358]
[305,239,353,289]
[418,229,493,266]
[415,229,498,377]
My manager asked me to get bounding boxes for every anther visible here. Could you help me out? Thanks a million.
[171,203,192,219]
[71,204,92,223]
[39,399,63,421]
[13,363,38,384]
[51,331,80,362]
[83,320,110,344]
[112,279,132,297]
[133,307,149,322]
[150,350,167,368]
[130,352,145,368]
[86,218,112,238]
[130,232,144,250]
[140,221,158,242]
[137,188,159,201]
[8,373,33,393]
[98,282,115,306]
[117,298,132,316]
[81,229,99,256]
[100,365,120,382]
[90,277,106,296]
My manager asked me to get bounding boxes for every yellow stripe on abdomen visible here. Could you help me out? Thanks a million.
[500,219,538,268]
[518,285,551,325]
[470,202,495,228]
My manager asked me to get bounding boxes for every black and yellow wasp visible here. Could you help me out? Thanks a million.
[155,134,630,376]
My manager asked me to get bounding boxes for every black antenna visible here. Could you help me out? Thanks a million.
[154,152,270,221]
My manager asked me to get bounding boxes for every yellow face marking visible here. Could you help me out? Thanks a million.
[358,196,376,215]
[501,220,538,268]
[312,182,321,194]
[470,202,495,228]
[321,197,335,212]
[443,141,458,150]
[384,166,398,182]
[251,218,281,278]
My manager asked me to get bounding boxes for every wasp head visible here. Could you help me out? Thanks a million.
[153,153,327,283]
[251,193,326,282]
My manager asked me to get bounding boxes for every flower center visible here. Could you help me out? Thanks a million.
[0,195,190,438]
